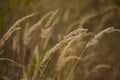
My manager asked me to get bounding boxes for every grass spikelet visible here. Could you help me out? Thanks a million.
[67,27,120,80]
[91,64,111,73]
[13,34,18,52]
[56,30,92,73]
[23,11,53,45]
[42,28,88,65]
[44,9,59,28]
[56,56,79,72]
[86,27,120,47]
[64,28,88,39]
[40,16,59,49]
[0,58,24,68]
[33,45,39,62]
[32,28,88,80]
[0,13,35,48]
[27,11,53,35]
[12,30,20,55]
[32,9,60,80]
[23,22,30,45]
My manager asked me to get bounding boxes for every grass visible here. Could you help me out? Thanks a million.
[0,4,120,80]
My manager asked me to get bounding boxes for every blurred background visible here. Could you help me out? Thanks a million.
[0,0,120,80]
[1,0,120,36]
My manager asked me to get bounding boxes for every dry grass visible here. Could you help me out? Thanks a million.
[0,4,120,80]
[0,13,35,48]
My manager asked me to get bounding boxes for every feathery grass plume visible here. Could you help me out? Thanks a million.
[56,56,80,73]
[86,27,120,48]
[23,11,53,45]
[44,9,59,28]
[12,32,20,75]
[94,12,114,32]
[27,11,53,34]
[12,30,20,55]
[42,28,88,65]
[40,11,60,49]
[0,13,35,48]
[66,12,97,34]
[66,21,80,33]
[63,56,80,63]
[40,17,59,49]
[36,12,58,49]
[32,28,88,80]
[82,52,96,61]
[85,64,111,79]
[67,27,120,80]
[32,38,71,80]
[0,58,24,68]
[31,9,59,80]
[39,28,87,77]
[91,64,111,73]
[33,45,39,62]
[64,28,88,39]
[56,31,92,73]
[56,33,86,65]
[23,22,30,45]
[62,32,91,57]
[13,35,17,52]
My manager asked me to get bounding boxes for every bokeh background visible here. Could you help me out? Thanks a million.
[0,0,120,80]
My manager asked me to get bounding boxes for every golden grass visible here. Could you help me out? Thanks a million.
[86,27,120,47]
[0,13,35,48]
[1,6,120,80]
[67,27,120,80]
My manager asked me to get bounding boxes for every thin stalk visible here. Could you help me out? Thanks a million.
[67,46,87,80]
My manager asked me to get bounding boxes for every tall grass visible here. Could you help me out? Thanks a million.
[0,5,120,80]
